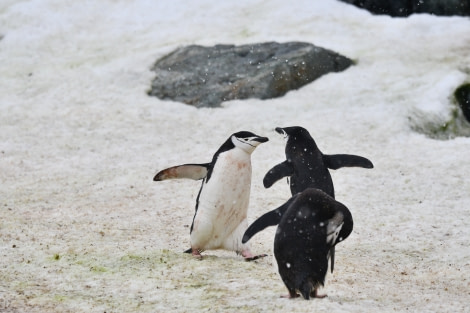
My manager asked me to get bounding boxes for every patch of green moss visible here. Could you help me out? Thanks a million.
[46,253,61,262]
[53,294,67,302]
[238,28,254,38]
[120,254,145,261]
[90,265,108,273]
[410,88,470,139]
[436,107,460,134]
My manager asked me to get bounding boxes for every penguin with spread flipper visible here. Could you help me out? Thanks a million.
[154,131,268,261]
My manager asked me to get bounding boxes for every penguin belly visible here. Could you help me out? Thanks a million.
[190,151,252,252]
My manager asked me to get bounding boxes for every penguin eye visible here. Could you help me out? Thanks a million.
[242,137,257,142]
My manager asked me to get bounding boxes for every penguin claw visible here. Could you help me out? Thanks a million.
[244,253,268,261]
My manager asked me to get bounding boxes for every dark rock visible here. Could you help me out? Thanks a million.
[339,0,470,17]
[148,42,353,108]
[455,83,470,122]
[413,0,470,16]
[340,0,412,16]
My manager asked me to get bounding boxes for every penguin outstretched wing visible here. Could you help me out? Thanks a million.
[153,163,211,181]
[323,154,374,170]
[242,194,298,244]
[263,161,294,188]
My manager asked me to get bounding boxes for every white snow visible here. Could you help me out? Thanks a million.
[1,0,470,312]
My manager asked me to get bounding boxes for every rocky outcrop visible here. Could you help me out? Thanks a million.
[339,0,470,17]
[148,42,353,108]
[455,83,470,122]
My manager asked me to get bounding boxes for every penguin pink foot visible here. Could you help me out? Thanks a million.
[281,290,328,299]
[311,289,327,298]
[191,249,203,260]
[281,293,300,299]
[241,250,267,261]
[280,289,327,299]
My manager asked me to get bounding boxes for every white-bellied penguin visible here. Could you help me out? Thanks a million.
[273,188,353,299]
[154,131,268,261]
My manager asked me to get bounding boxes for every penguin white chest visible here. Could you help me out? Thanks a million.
[191,149,252,250]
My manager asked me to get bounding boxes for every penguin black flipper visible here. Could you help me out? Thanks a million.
[153,163,211,181]
[263,161,294,188]
[241,209,282,244]
[323,154,374,170]
[329,246,335,273]
[242,195,298,244]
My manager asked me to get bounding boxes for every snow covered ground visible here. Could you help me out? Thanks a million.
[1,0,469,312]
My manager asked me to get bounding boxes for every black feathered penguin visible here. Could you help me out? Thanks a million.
[264,126,373,197]
[273,188,353,299]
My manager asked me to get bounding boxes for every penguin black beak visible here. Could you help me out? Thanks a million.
[254,136,269,143]
[275,127,287,138]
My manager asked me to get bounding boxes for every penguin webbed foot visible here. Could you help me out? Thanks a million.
[281,288,327,300]
[185,248,203,260]
[243,253,268,262]
[241,250,268,261]
[281,293,300,299]
[311,289,327,299]
[191,249,203,260]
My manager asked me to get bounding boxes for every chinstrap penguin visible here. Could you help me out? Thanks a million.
[273,188,353,299]
[264,126,373,197]
[154,131,268,261]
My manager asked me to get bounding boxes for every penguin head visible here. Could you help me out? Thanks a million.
[231,131,269,154]
[275,126,310,139]
[275,126,319,156]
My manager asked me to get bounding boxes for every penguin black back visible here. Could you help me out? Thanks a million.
[280,126,333,196]
[274,188,353,299]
